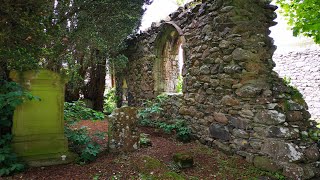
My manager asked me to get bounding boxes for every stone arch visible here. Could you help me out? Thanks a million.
[153,22,186,95]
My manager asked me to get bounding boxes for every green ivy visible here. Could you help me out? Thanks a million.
[0,81,39,176]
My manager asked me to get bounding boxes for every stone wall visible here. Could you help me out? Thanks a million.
[273,48,320,120]
[122,0,320,179]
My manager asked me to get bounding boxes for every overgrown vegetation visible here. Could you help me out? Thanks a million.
[104,88,117,115]
[282,76,304,105]
[0,81,39,176]
[176,75,183,93]
[0,0,153,111]
[64,101,104,123]
[0,134,25,177]
[138,94,191,142]
[64,126,105,164]
[64,100,106,164]
[139,133,152,147]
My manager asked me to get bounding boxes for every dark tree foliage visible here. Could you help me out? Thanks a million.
[0,0,152,111]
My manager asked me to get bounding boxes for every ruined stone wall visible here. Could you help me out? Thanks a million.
[123,0,320,179]
[273,48,320,120]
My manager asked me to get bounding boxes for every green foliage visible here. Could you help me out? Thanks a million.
[104,88,117,115]
[0,81,40,128]
[0,134,25,177]
[175,0,187,6]
[138,94,168,126]
[139,133,152,147]
[276,0,320,44]
[64,101,106,164]
[282,76,304,105]
[64,101,104,123]
[109,54,129,73]
[176,75,183,93]
[64,126,104,164]
[282,76,291,86]
[158,120,192,142]
[0,81,39,176]
[308,128,320,141]
[138,94,191,142]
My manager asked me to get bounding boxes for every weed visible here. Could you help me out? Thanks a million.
[140,133,152,147]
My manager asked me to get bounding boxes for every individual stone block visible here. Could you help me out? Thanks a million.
[254,110,286,125]
[253,156,282,172]
[209,123,231,141]
[261,140,303,162]
[213,112,229,124]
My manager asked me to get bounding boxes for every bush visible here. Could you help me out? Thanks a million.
[104,88,116,115]
[0,81,38,176]
[64,126,104,164]
[64,101,104,123]
[0,134,25,177]
[138,94,191,142]
[64,100,106,164]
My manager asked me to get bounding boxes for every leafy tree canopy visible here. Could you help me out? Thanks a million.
[0,0,152,73]
[276,0,320,44]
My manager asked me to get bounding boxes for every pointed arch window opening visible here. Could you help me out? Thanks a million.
[154,23,185,95]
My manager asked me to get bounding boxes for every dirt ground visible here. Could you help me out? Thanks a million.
[4,120,279,180]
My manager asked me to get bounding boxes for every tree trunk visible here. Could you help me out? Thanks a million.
[65,52,85,102]
[115,71,123,108]
[83,49,106,111]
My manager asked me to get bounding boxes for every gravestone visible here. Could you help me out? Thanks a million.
[10,70,75,166]
[108,107,140,153]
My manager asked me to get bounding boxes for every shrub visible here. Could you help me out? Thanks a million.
[138,94,191,142]
[0,134,25,177]
[64,101,105,164]
[64,126,104,164]
[64,101,104,123]
[104,88,116,115]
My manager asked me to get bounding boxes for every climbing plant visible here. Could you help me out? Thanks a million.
[0,81,39,176]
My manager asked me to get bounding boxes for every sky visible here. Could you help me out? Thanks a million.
[140,0,318,53]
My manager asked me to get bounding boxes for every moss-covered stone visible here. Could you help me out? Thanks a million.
[173,152,194,169]
[10,70,75,167]
[253,156,282,173]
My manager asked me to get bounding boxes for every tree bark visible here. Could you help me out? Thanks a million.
[115,71,123,108]
[83,49,106,111]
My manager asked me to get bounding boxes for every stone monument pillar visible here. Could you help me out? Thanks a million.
[10,70,75,166]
